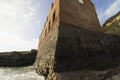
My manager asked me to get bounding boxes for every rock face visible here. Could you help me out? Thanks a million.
[102,11,120,35]
[0,49,37,67]
[34,0,120,80]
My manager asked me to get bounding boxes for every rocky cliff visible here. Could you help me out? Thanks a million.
[0,49,37,67]
[102,11,120,35]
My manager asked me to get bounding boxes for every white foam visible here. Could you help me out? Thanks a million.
[0,66,45,80]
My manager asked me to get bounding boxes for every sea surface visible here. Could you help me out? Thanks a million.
[0,66,44,80]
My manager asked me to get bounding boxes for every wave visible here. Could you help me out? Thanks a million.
[0,66,45,80]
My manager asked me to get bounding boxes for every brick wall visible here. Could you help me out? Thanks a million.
[60,0,100,32]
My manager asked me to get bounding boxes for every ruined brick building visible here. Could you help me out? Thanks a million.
[39,0,100,46]
[34,0,120,80]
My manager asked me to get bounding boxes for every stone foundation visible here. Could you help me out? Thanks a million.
[34,22,120,80]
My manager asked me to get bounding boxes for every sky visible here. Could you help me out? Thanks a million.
[0,0,120,52]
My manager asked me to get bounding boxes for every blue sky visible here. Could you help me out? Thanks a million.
[0,0,120,52]
[92,0,120,24]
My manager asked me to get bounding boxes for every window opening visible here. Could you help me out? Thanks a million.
[45,29,47,37]
[53,11,56,23]
[48,22,50,31]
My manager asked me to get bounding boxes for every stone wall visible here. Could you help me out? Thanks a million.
[35,22,120,80]
[34,24,59,78]
[54,22,120,72]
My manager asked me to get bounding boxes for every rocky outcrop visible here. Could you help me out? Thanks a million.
[102,11,120,35]
[0,49,37,67]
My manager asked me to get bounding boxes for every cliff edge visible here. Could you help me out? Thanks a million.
[102,11,120,35]
[0,49,37,67]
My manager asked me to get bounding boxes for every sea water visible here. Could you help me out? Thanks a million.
[0,66,45,80]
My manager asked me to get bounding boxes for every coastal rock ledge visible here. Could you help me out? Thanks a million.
[0,49,37,67]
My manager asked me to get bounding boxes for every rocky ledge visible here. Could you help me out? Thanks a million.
[0,49,37,67]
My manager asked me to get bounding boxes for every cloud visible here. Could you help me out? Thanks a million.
[98,0,120,25]
[0,32,38,52]
[104,0,120,17]
[0,0,38,23]
[0,0,40,52]
[0,2,18,18]
[23,11,37,23]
